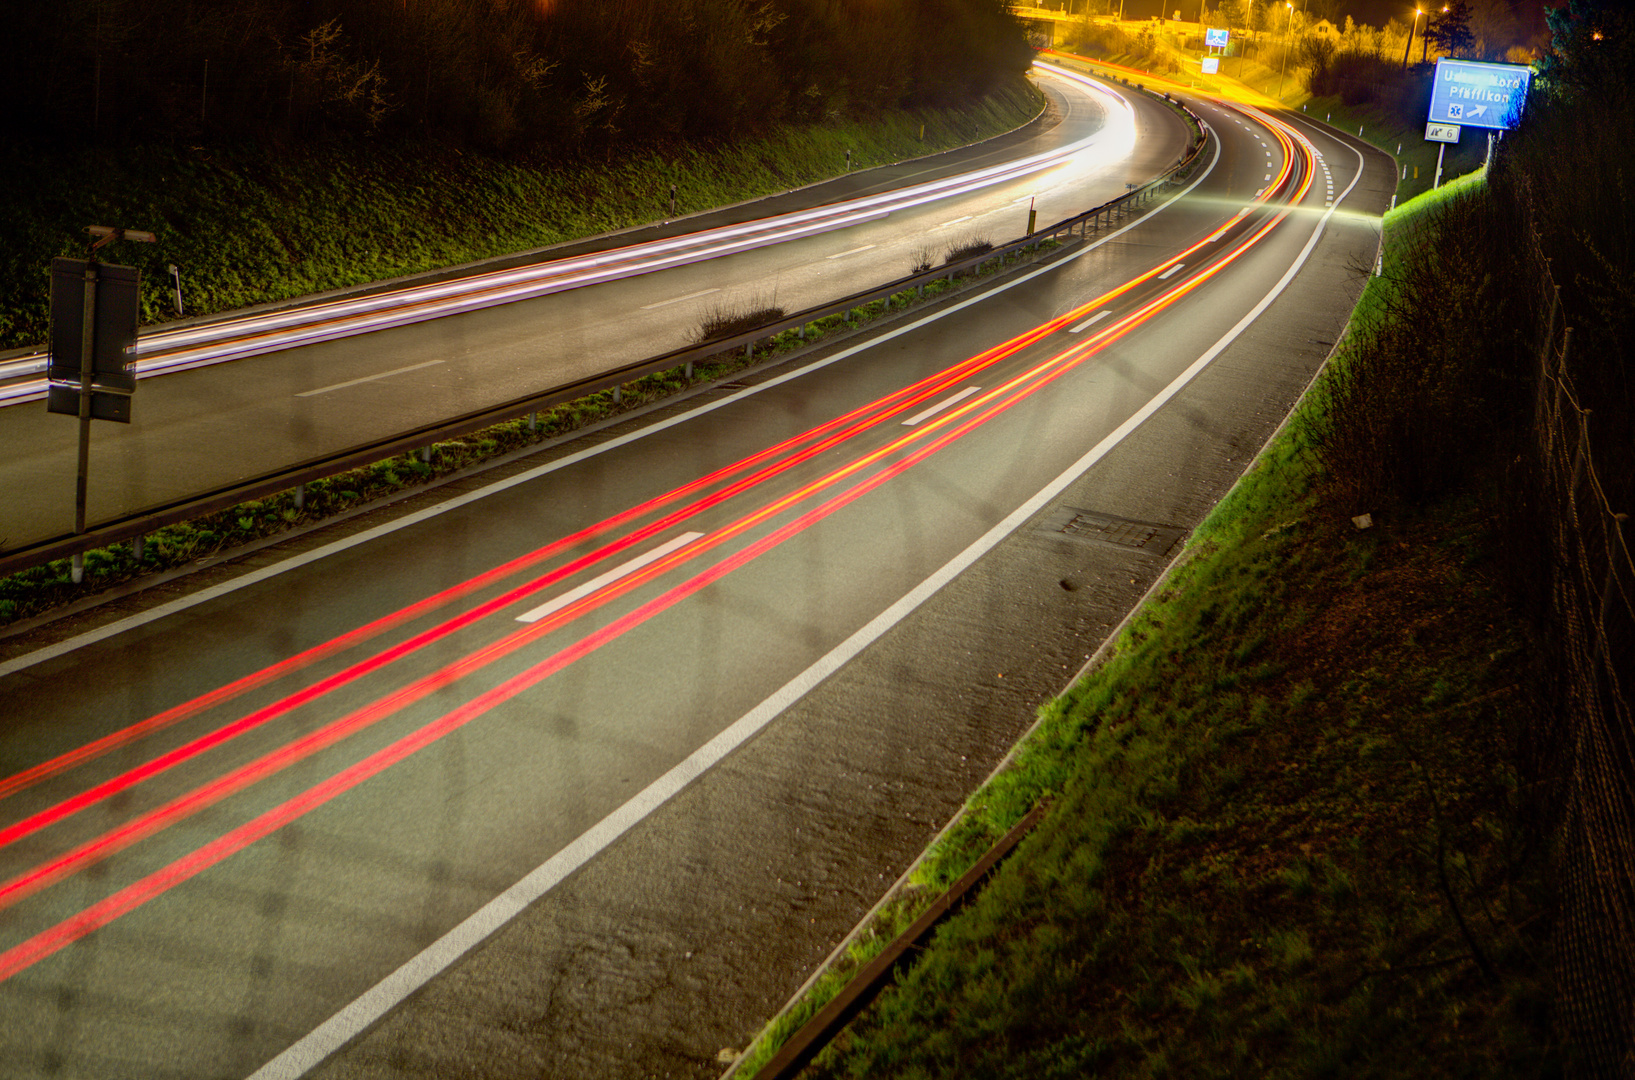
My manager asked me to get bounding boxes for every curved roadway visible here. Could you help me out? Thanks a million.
[0,67,1184,552]
[0,78,1395,1080]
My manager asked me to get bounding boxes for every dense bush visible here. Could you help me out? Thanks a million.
[1309,187,1529,511]
[1299,45,1435,126]
[0,0,1033,155]
[1062,20,1177,74]
[1311,2,1635,1066]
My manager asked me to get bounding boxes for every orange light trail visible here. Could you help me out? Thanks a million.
[0,104,1319,977]
[0,140,1283,815]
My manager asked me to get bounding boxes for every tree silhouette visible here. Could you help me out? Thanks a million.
[1426,0,1474,57]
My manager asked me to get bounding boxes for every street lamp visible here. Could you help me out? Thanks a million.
[1276,1,1295,100]
[1401,7,1422,71]
[1422,4,1445,62]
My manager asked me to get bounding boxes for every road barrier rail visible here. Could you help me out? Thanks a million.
[0,86,1208,581]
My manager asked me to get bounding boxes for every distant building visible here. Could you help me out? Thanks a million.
[1310,18,1340,40]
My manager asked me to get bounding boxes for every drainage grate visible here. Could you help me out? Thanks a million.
[1050,507,1186,555]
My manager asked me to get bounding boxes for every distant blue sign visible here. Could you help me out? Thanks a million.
[1205,27,1229,48]
[1428,58,1532,130]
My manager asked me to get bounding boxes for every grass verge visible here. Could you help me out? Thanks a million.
[729,163,1559,1080]
[0,81,1041,350]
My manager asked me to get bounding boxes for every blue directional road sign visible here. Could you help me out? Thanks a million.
[1428,58,1532,130]
[1205,27,1229,48]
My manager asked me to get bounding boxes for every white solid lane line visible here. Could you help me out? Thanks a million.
[253,128,1354,1080]
[1157,263,1184,280]
[1069,310,1113,332]
[902,386,983,426]
[640,288,721,310]
[296,360,445,398]
[4,135,1229,684]
[515,533,706,623]
[826,244,878,260]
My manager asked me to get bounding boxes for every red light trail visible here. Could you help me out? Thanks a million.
[0,106,1315,981]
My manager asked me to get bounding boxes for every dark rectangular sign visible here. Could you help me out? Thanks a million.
[46,384,131,423]
[48,257,140,391]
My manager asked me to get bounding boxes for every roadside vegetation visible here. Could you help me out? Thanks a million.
[5,1,1030,153]
[736,3,1635,1075]
[0,80,1040,350]
[0,235,1060,629]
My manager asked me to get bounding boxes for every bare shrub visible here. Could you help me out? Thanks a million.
[693,300,786,344]
[942,236,994,267]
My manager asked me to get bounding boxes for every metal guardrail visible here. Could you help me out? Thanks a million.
[0,86,1207,580]
[746,800,1052,1080]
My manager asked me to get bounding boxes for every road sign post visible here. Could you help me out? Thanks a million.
[48,226,154,582]
[1422,59,1530,192]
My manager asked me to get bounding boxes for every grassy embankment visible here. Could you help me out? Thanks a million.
[0,81,1040,350]
[0,84,1047,626]
[731,175,1559,1077]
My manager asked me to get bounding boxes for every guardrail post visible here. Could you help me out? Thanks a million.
[797,325,806,340]
[613,384,622,404]
[132,535,144,562]
[420,446,431,464]
[745,342,753,360]
[528,411,538,433]
[684,361,694,380]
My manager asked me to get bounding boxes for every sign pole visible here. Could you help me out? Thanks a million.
[1434,141,1446,188]
[72,262,98,583]
[49,225,153,584]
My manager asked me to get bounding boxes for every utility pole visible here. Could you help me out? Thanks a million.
[1402,7,1422,71]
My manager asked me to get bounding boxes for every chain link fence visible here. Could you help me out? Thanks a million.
[1512,200,1635,1077]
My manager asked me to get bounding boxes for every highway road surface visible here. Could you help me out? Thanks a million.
[0,77,1394,1079]
[0,66,1186,554]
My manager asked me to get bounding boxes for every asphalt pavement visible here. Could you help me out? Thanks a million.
[0,68,1184,554]
[0,85,1394,1080]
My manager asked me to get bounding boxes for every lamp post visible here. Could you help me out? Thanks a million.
[1422,4,1445,62]
[1276,1,1295,100]
[1401,7,1422,71]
